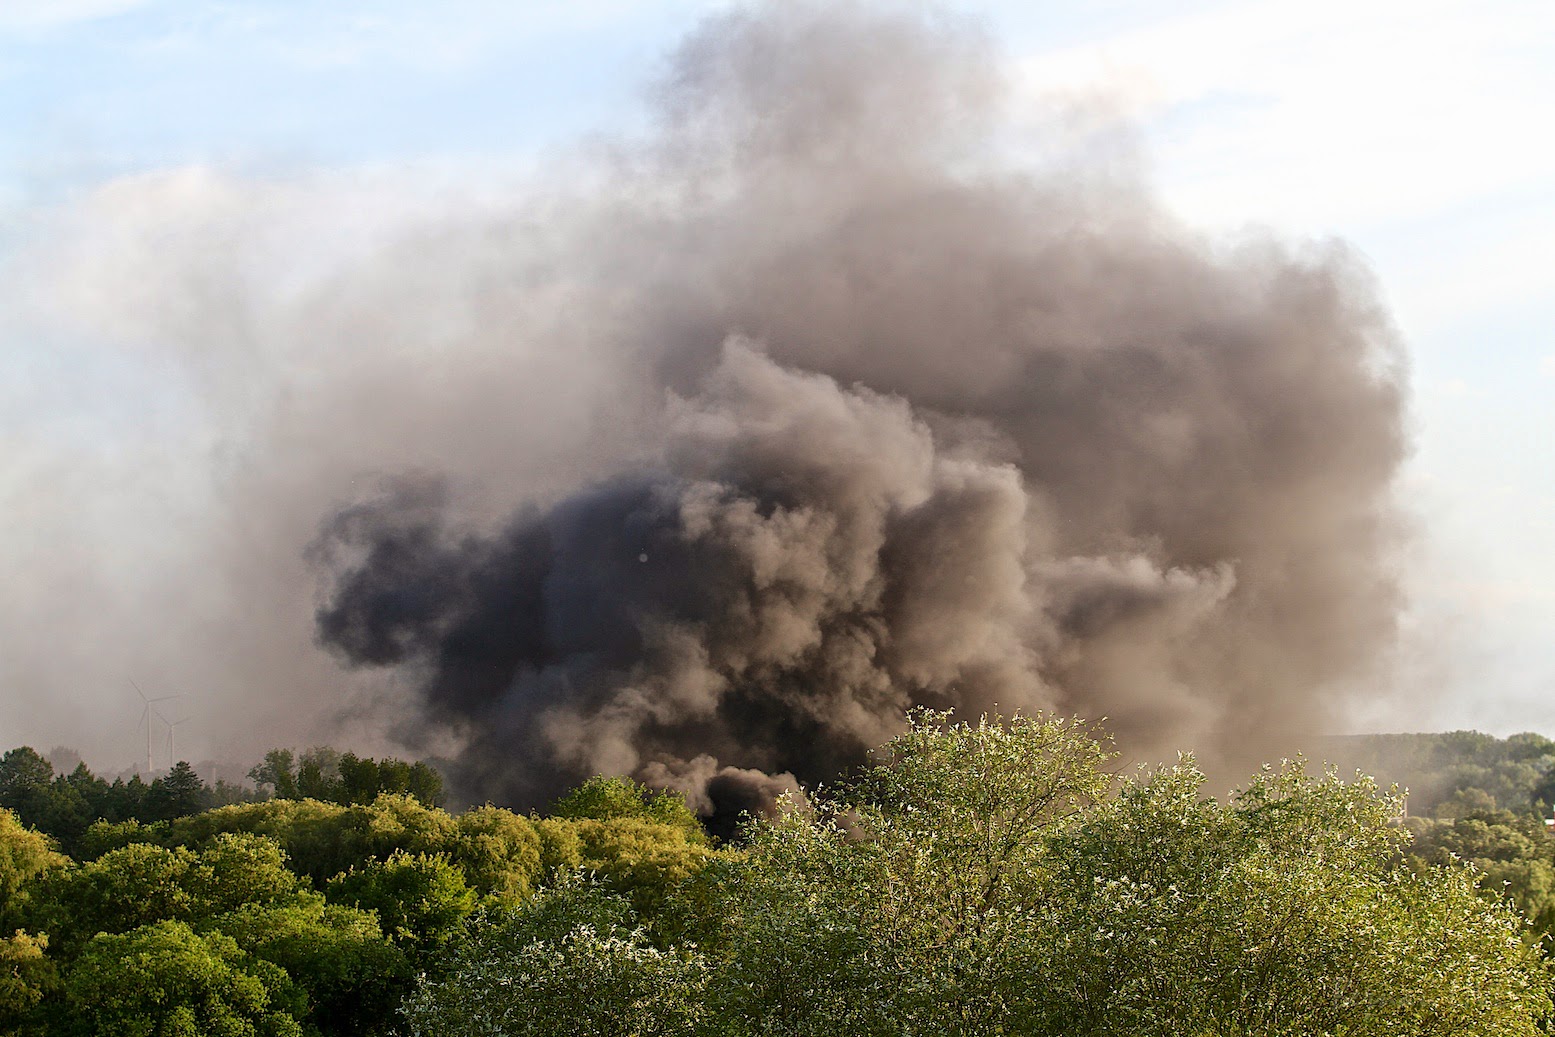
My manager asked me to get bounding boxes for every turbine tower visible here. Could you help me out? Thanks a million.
[161,712,195,768]
[130,679,178,775]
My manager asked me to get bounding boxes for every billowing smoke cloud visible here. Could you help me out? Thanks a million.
[307,3,1407,813]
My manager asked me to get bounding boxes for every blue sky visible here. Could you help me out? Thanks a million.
[2,0,1552,763]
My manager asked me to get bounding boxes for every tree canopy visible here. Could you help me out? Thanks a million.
[406,713,1553,1036]
[3,720,1553,1035]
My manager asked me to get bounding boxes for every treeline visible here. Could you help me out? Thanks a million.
[0,749,257,857]
[1325,729,1555,818]
[1326,730,1555,944]
[0,774,713,1035]
[0,745,444,861]
[246,747,444,809]
[2,717,1552,1035]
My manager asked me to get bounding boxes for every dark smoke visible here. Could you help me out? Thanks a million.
[311,2,1407,816]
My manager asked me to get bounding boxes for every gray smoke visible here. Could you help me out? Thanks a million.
[309,2,1408,814]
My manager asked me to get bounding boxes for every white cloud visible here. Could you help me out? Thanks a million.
[1013,0,1555,235]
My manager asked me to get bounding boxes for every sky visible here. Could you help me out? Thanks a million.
[1,0,1552,769]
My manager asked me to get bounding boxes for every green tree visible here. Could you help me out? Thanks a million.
[144,762,209,822]
[425,712,1552,1036]
[165,794,457,887]
[101,776,151,827]
[404,762,444,808]
[400,883,706,1037]
[248,750,298,800]
[332,754,445,809]
[0,808,66,926]
[296,748,342,802]
[210,894,407,1037]
[336,754,381,805]
[568,819,724,920]
[249,748,443,809]
[75,818,165,860]
[693,712,1114,1036]
[550,776,704,839]
[27,834,300,955]
[1033,758,1552,1035]
[0,750,53,817]
[448,806,543,905]
[324,852,477,965]
[0,930,54,1032]
[62,920,303,1037]
[1408,810,1555,937]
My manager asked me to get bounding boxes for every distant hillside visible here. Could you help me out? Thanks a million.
[1321,731,1555,819]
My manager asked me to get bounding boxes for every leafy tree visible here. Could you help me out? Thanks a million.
[416,713,1552,1036]
[1326,730,1555,818]
[549,776,704,839]
[165,794,458,887]
[534,817,584,881]
[1,749,243,852]
[75,818,165,860]
[249,748,443,808]
[0,751,53,819]
[400,883,706,1037]
[143,762,209,822]
[100,776,151,828]
[27,834,300,955]
[0,929,53,1031]
[296,748,342,802]
[1408,810,1555,937]
[248,750,298,800]
[336,754,381,805]
[448,806,543,905]
[690,712,1114,1036]
[61,920,303,1037]
[569,819,724,920]
[325,852,477,965]
[210,894,408,1037]
[0,808,66,925]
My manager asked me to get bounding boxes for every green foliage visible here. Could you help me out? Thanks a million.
[0,747,265,857]
[0,809,66,927]
[689,711,1118,1035]
[1036,759,1552,1035]
[550,776,704,839]
[210,894,408,1037]
[165,794,456,886]
[414,713,1553,1036]
[325,852,478,963]
[447,806,543,905]
[75,819,166,860]
[1407,811,1555,937]
[533,817,584,880]
[1327,730,1555,818]
[0,930,55,1031]
[141,763,208,823]
[400,883,707,1037]
[569,819,722,919]
[0,751,54,821]
[248,748,444,808]
[27,834,300,955]
[61,920,303,1037]
[248,751,298,801]
[11,722,1555,1035]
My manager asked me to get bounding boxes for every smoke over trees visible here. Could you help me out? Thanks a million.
[308,2,1407,812]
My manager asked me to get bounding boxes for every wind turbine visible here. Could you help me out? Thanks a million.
[160,711,196,768]
[130,679,179,775]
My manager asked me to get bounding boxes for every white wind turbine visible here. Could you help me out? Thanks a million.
[130,679,179,775]
[160,711,196,768]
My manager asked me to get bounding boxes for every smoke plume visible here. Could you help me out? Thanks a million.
[306,3,1408,814]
